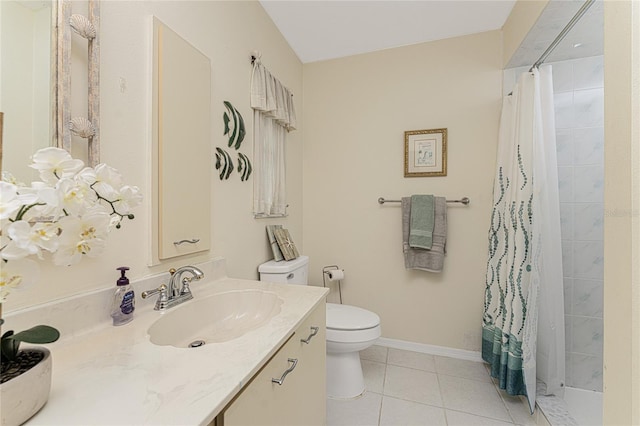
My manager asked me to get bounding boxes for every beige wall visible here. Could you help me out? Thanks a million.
[3,1,303,311]
[603,1,640,424]
[302,31,502,351]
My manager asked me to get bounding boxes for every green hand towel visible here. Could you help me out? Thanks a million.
[409,194,435,249]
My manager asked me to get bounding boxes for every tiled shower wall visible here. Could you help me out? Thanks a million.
[503,55,604,392]
[554,56,604,392]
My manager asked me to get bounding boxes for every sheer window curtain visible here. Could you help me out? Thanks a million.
[250,58,296,217]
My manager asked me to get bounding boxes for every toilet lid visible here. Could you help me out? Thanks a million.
[326,303,380,331]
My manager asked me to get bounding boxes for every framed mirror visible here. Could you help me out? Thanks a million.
[0,0,100,182]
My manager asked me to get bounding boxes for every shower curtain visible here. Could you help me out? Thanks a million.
[482,66,564,413]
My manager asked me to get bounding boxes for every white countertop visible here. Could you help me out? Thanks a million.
[22,275,328,425]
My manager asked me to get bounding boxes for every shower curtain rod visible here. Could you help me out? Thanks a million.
[527,0,595,72]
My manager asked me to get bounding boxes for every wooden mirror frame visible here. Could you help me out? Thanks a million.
[54,0,100,166]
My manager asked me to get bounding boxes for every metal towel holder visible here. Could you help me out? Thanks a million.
[322,265,343,305]
[378,197,470,205]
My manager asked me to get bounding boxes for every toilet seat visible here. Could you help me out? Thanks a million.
[326,303,381,344]
[326,303,380,331]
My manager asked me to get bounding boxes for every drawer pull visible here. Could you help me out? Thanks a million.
[173,238,200,246]
[271,358,298,385]
[300,326,319,344]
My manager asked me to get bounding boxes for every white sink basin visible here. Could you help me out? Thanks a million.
[148,289,284,348]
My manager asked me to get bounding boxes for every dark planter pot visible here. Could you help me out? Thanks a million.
[0,348,52,426]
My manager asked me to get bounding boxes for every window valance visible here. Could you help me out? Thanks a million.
[250,59,296,132]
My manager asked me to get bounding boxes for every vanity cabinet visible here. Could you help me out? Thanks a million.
[221,302,326,426]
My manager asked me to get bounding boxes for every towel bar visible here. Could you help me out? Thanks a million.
[378,197,470,205]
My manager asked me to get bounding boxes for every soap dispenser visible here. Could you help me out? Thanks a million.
[111,267,135,326]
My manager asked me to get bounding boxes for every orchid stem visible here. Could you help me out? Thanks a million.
[14,203,46,221]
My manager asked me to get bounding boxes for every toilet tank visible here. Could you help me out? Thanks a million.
[258,255,309,285]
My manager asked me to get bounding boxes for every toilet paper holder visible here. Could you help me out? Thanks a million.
[322,265,343,304]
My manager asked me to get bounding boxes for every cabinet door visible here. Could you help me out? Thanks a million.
[152,18,211,260]
[223,334,301,426]
[223,303,326,426]
[291,303,326,425]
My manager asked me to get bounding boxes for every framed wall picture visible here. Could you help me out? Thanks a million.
[404,128,447,177]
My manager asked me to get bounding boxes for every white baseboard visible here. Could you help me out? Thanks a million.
[376,337,483,363]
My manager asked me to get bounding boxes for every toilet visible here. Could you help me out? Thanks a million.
[258,255,381,399]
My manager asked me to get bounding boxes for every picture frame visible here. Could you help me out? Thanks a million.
[404,128,447,177]
[266,225,285,261]
[273,228,299,261]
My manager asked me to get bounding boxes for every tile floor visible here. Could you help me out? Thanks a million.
[326,345,537,426]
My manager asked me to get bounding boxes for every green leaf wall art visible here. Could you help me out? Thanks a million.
[237,152,252,181]
[223,101,246,150]
[215,147,234,180]
[217,101,252,182]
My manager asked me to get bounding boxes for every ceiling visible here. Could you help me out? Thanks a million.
[260,0,603,67]
[259,0,516,64]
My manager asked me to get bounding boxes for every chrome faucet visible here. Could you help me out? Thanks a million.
[142,266,204,311]
[169,266,204,297]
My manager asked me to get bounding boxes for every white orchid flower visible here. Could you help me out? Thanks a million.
[55,177,98,216]
[1,220,60,260]
[113,185,143,215]
[92,164,124,200]
[53,211,110,266]
[30,147,84,185]
[75,167,97,186]
[1,171,25,186]
[0,181,22,220]
[18,182,61,218]
[108,215,122,231]
[1,146,141,284]
[16,184,41,205]
[36,183,62,207]
[0,258,40,302]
